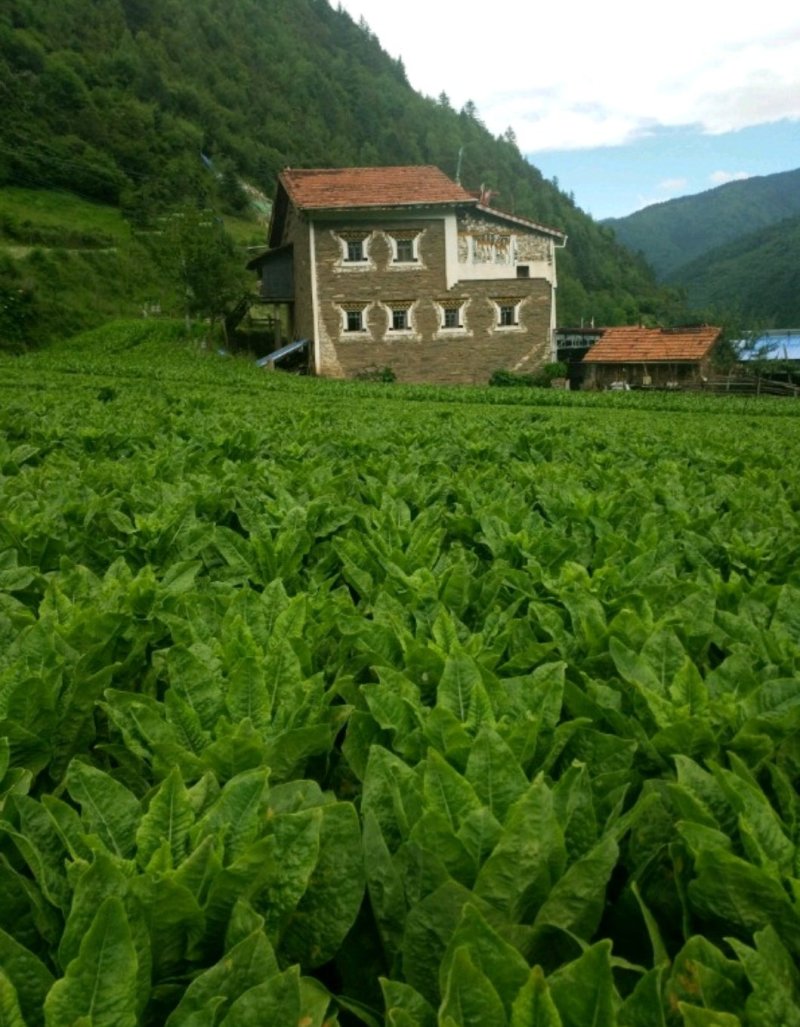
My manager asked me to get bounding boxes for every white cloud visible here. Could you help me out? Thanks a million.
[658,178,689,192]
[709,170,752,184]
[338,0,800,151]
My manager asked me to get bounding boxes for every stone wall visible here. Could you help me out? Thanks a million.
[308,214,554,385]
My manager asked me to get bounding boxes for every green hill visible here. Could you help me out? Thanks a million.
[666,214,800,325]
[603,167,800,279]
[0,0,678,346]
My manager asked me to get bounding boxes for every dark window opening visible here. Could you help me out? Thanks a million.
[346,309,363,332]
[516,265,530,278]
[443,307,461,329]
[391,308,409,331]
[346,239,364,262]
[395,238,416,262]
[499,305,517,326]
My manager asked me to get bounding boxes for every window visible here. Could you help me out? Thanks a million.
[516,265,530,278]
[345,309,363,332]
[338,231,370,264]
[395,238,415,262]
[346,239,364,262]
[391,308,409,331]
[499,305,516,326]
[442,306,462,329]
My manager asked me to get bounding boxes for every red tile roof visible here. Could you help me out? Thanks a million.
[582,325,721,363]
[279,165,476,210]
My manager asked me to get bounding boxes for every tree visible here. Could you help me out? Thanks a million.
[148,206,246,340]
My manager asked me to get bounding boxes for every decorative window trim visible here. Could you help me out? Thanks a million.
[437,300,467,333]
[340,302,370,334]
[386,301,414,334]
[335,230,372,266]
[493,298,522,329]
[389,231,420,265]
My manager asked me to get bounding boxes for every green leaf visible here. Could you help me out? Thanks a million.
[0,971,28,1027]
[58,853,128,968]
[165,929,279,1025]
[423,749,481,831]
[439,946,507,1027]
[217,966,299,1026]
[44,896,138,1027]
[380,979,436,1027]
[280,801,365,968]
[136,766,195,868]
[532,833,618,940]
[726,926,800,1027]
[65,759,140,859]
[193,767,269,864]
[474,776,565,922]
[0,928,53,1027]
[548,941,618,1027]
[364,810,407,957]
[509,967,563,1027]
[438,651,483,723]
[402,880,497,1005]
[465,727,527,824]
[677,1005,741,1026]
[439,905,529,1015]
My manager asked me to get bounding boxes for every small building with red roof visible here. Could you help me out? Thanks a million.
[252,165,566,383]
[580,325,722,389]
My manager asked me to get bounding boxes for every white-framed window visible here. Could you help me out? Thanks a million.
[494,299,521,328]
[391,307,408,331]
[336,231,371,265]
[389,232,419,264]
[438,301,466,331]
[340,304,369,333]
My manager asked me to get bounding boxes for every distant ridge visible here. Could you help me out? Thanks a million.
[604,167,800,278]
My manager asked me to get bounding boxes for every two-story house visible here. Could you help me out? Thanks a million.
[254,165,567,384]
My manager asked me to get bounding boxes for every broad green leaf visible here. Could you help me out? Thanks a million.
[439,905,529,1014]
[465,727,527,824]
[439,946,507,1027]
[44,896,138,1027]
[256,808,322,943]
[618,966,667,1027]
[667,936,746,1019]
[165,929,278,1025]
[218,966,298,1026]
[437,651,483,724]
[0,928,53,1027]
[193,767,269,864]
[402,880,498,1005]
[509,967,563,1027]
[65,759,140,859]
[223,616,269,731]
[677,1005,741,1026]
[59,853,128,968]
[129,874,205,981]
[532,833,618,940]
[726,926,800,1027]
[362,745,423,852]
[280,801,365,967]
[548,941,618,1027]
[364,811,407,956]
[0,969,27,1027]
[380,979,436,1027]
[423,749,481,831]
[474,776,565,922]
[136,766,195,868]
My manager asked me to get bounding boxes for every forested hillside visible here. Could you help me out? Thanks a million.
[604,168,800,279]
[0,0,677,333]
[665,214,800,325]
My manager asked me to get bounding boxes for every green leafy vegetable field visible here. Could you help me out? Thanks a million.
[2,322,800,1026]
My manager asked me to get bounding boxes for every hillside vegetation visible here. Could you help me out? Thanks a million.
[666,214,800,324]
[604,168,800,279]
[0,0,679,344]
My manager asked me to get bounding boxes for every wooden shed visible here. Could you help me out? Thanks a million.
[581,325,721,390]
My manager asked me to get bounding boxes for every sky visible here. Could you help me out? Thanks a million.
[337,0,800,219]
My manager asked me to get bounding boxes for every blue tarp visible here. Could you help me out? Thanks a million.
[742,331,800,360]
[255,338,310,367]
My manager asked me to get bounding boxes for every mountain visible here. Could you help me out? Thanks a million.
[665,214,800,325]
[0,0,677,338]
[603,167,800,279]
